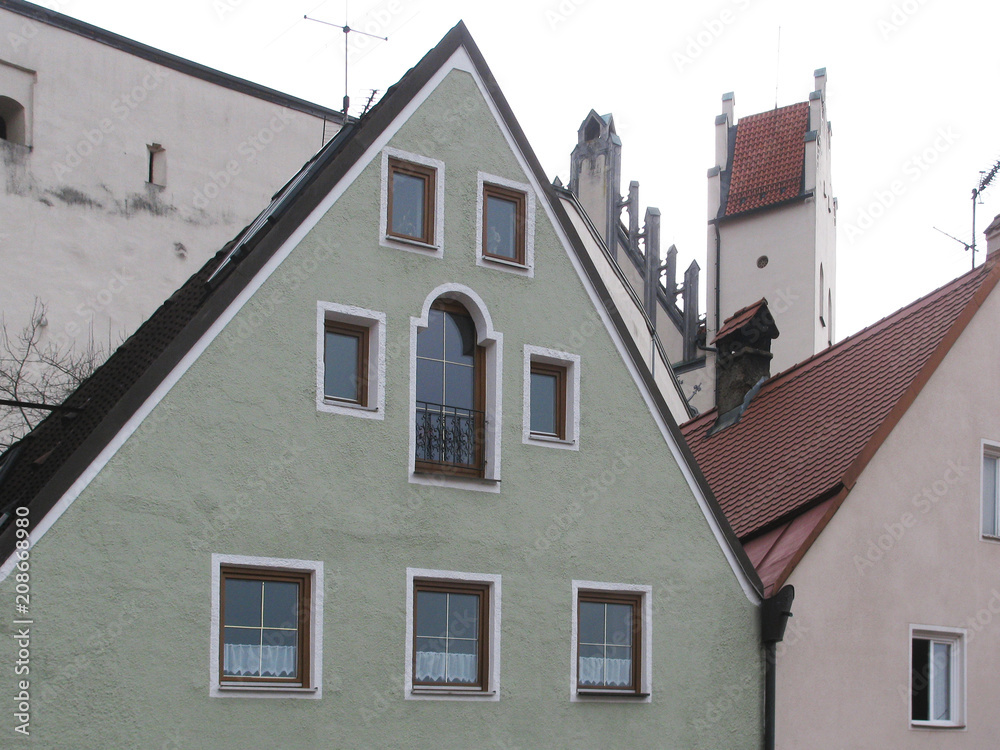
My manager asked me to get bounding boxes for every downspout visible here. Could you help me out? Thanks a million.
[761,585,795,750]
[713,221,722,408]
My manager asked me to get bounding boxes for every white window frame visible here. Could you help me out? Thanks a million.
[210,553,324,699]
[570,580,652,703]
[379,147,445,257]
[408,284,503,493]
[404,567,501,701]
[981,440,1000,540]
[909,625,965,729]
[475,171,535,277]
[316,301,385,420]
[523,345,580,450]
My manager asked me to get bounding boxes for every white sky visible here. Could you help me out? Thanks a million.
[47,0,1000,339]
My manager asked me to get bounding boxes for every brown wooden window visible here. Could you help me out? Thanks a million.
[415,300,485,477]
[482,183,526,264]
[413,579,490,690]
[388,157,436,244]
[324,320,369,406]
[530,361,567,439]
[577,591,642,694]
[220,567,311,686]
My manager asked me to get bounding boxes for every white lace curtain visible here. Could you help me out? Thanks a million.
[415,650,477,683]
[224,644,297,678]
[579,656,631,687]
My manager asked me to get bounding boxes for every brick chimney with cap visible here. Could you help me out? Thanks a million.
[713,298,780,416]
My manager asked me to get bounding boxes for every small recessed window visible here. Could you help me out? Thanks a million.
[388,157,435,245]
[756,255,769,269]
[482,183,526,264]
[148,143,166,186]
[910,627,964,727]
[0,95,28,146]
[983,446,1000,538]
[220,566,310,686]
[530,361,566,439]
[324,320,369,406]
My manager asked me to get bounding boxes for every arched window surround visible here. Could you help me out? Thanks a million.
[408,284,503,492]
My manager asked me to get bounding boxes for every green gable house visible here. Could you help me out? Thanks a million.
[0,23,765,748]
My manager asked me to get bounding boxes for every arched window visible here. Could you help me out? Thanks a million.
[415,300,485,477]
[0,96,26,145]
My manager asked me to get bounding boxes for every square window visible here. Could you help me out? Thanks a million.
[324,320,369,406]
[210,554,323,699]
[405,568,501,700]
[530,361,566,439]
[571,581,651,701]
[316,302,385,419]
[388,157,436,245]
[910,626,964,727]
[482,183,526,264]
[982,445,1000,538]
[523,346,580,450]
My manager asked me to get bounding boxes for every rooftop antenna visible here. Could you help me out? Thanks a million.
[305,3,388,117]
[774,26,781,109]
[935,158,1000,269]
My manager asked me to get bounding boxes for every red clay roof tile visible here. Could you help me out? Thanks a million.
[725,102,810,217]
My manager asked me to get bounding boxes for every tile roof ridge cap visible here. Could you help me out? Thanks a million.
[739,100,809,122]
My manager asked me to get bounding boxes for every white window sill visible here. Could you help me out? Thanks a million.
[980,534,1000,543]
[215,684,319,697]
[409,471,501,494]
[410,688,495,697]
[322,398,378,412]
[528,433,575,446]
[910,721,965,730]
[384,235,440,253]
[576,688,649,697]
[481,254,530,271]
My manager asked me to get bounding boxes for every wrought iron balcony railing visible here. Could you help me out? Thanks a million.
[415,401,485,472]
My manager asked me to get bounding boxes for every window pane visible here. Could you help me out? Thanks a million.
[261,628,298,678]
[911,638,930,720]
[486,195,517,259]
[415,637,447,682]
[324,330,360,401]
[262,581,298,629]
[415,591,448,638]
[417,309,444,360]
[444,311,476,364]
[579,602,605,644]
[606,603,633,646]
[391,171,425,238]
[445,363,475,410]
[984,454,998,535]
[449,637,478,684]
[530,372,558,434]
[605,645,633,687]
[932,642,951,721]
[224,626,261,677]
[416,359,444,406]
[578,644,605,686]
[448,593,480,639]
[224,579,262,627]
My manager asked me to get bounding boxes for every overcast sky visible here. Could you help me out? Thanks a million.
[50,0,1000,339]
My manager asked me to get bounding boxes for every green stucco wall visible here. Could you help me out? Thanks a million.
[1,68,762,749]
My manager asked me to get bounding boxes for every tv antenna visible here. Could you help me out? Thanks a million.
[305,5,388,117]
[934,157,1000,269]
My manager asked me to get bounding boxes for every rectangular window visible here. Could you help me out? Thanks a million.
[388,157,435,245]
[530,361,566,439]
[983,446,1000,538]
[324,320,369,406]
[482,183,526,264]
[147,143,166,186]
[405,568,500,700]
[910,627,964,727]
[577,591,642,693]
[413,580,489,689]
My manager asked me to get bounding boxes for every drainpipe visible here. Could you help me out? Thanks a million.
[761,585,795,750]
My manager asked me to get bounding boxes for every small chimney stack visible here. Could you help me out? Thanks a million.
[713,299,780,416]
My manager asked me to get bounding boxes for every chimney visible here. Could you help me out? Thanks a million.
[985,213,1000,256]
[713,299,779,416]
[570,110,623,257]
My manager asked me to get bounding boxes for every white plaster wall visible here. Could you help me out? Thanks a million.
[776,281,1000,748]
[0,8,339,351]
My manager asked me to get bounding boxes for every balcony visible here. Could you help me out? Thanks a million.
[415,401,485,475]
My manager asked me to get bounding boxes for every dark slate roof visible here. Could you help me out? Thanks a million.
[0,0,345,123]
[0,21,762,597]
[724,102,810,217]
[682,255,1000,573]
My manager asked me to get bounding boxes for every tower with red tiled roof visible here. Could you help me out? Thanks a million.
[698,69,837,415]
